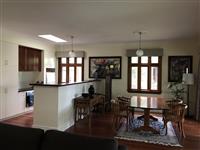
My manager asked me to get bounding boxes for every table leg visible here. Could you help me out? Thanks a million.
[89,106,91,129]
[74,105,77,126]
[144,109,150,126]
[134,108,159,134]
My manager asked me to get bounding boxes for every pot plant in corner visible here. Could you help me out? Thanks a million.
[167,82,185,100]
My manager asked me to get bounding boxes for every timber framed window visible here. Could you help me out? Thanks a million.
[58,57,84,83]
[128,56,162,93]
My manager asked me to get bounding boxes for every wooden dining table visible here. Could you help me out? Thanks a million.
[130,96,169,134]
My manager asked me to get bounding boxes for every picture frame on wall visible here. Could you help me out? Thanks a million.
[168,56,193,82]
[89,56,121,79]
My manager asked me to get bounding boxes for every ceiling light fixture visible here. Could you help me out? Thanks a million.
[38,34,67,43]
[68,35,76,58]
[136,32,144,57]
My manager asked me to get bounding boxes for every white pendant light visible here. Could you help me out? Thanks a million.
[68,35,76,58]
[136,32,144,57]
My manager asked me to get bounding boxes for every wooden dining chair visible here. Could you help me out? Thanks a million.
[163,103,188,137]
[117,96,135,119]
[166,98,183,105]
[111,97,131,131]
[162,98,183,116]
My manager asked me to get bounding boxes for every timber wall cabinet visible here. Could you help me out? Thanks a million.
[19,45,42,71]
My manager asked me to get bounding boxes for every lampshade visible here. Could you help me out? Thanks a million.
[68,35,76,58]
[182,73,194,85]
[136,49,144,56]
[68,50,76,58]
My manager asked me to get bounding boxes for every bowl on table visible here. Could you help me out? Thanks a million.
[82,93,89,98]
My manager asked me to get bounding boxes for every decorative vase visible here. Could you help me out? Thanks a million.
[88,85,95,97]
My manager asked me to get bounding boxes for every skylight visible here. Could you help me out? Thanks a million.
[38,34,67,43]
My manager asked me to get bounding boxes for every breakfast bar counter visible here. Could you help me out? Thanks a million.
[30,80,103,131]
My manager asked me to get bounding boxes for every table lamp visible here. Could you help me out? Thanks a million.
[182,73,194,116]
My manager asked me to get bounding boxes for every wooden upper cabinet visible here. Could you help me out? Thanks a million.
[19,45,42,71]
[19,46,26,71]
[33,49,41,71]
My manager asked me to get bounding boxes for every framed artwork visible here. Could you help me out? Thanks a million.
[89,56,121,79]
[168,56,193,82]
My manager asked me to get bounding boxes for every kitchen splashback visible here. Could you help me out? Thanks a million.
[18,72,41,89]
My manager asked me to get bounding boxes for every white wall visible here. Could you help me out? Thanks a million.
[0,38,56,119]
[56,38,199,115]
[33,81,100,130]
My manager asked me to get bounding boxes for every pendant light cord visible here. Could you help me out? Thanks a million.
[139,32,141,50]
[135,31,144,57]
[71,35,74,52]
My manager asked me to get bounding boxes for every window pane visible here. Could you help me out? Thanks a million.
[131,67,138,89]
[151,67,158,90]
[151,56,158,63]
[69,58,75,64]
[76,66,82,82]
[61,58,66,64]
[131,57,138,63]
[141,56,148,64]
[128,56,162,93]
[77,58,82,64]
[141,67,148,89]
[69,67,74,83]
[61,66,66,82]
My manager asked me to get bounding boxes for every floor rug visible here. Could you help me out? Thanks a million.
[115,116,182,147]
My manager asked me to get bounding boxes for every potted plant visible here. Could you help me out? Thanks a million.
[167,82,185,100]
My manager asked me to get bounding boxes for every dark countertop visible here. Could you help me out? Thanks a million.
[18,87,34,92]
[30,80,100,87]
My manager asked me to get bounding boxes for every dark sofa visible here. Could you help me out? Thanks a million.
[0,123,127,150]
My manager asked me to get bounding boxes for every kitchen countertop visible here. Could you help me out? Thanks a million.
[18,87,34,92]
[30,79,100,87]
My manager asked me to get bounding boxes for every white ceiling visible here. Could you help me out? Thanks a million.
[1,0,199,45]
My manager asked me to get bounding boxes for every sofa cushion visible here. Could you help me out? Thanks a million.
[41,130,118,150]
[118,144,128,150]
[0,123,44,150]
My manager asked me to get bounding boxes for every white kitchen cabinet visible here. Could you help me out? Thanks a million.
[0,41,32,119]
[18,91,33,113]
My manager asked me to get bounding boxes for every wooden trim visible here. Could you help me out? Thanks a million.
[127,58,131,91]
[158,56,162,93]
[127,56,162,94]
[66,58,69,82]
[138,57,141,90]
[82,57,84,81]
[74,58,77,82]
[58,58,62,83]
[58,57,84,83]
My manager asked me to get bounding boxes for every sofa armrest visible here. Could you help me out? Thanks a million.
[0,123,44,150]
[41,130,121,150]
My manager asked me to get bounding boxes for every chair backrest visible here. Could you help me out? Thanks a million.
[111,97,130,116]
[117,96,130,111]
[117,96,131,102]
[111,99,120,115]
[166,98,183,105]
[167,103,188,121]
